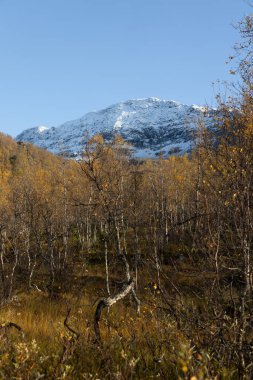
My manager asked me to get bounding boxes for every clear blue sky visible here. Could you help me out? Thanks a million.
[0,0,250,137]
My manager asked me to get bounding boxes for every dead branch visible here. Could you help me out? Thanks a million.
[55,308,80,378]
[94,279,135,343]
[0,322,25,337]
[64,307,80,340]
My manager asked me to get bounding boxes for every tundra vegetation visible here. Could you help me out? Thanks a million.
[0,14,253,380]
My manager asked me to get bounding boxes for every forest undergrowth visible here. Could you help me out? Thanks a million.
[0,259,235,380]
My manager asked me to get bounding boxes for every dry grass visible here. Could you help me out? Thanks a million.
[0,283,238,380]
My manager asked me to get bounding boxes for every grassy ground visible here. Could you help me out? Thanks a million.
[0,261,238,380]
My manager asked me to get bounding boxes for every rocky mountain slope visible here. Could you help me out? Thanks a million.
[16,98,215,158]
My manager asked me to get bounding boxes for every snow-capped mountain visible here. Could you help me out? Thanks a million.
[16,98,214,158]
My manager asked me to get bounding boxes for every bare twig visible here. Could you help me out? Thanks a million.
[0,322,25,337]
[64,308,80,340]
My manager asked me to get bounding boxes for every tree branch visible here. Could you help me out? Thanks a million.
[94,279,135,344]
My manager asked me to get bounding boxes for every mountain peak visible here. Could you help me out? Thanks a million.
[16,98,214,158]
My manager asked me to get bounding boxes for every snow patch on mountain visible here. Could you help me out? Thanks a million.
[37,126,49,133]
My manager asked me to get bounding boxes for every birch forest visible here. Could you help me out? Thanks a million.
[0,13,253,380]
